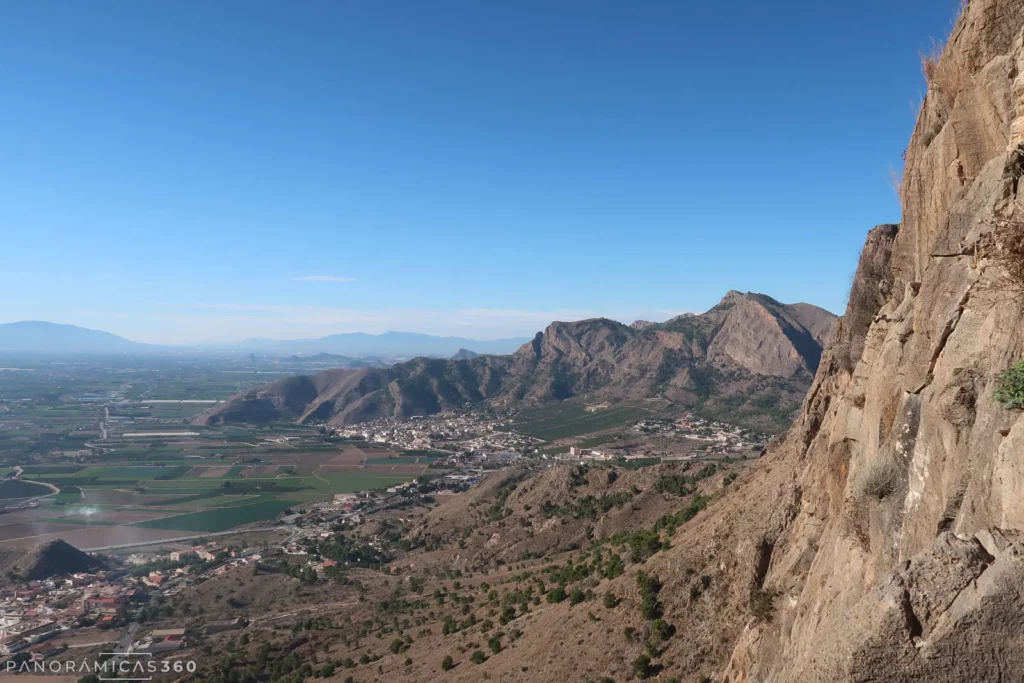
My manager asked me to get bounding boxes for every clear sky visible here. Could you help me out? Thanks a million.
[1,0,961,343]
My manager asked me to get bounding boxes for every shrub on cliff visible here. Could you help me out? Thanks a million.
[749,588,779,623]
[995,361,1024,409]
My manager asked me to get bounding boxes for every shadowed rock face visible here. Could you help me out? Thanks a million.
[715,2,1024,680]
[196,292,835,431]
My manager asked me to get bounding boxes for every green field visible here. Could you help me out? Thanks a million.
[21,465,85,476]
[511,403,656,441]
[307,472,412,495]
[70,466,184,480]
[223,464,245,478]
[132,498,299,532]
[0,479,53,500]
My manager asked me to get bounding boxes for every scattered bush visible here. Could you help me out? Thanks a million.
[603,554,625,579]
[633,653,653,679]
[995,360,1024,409]
[470,650,486,665]
[441,655,454,671]
[499,604,517,625]
[749,588,779,623]
[603,591,619,609]
[651,618,675,642]
[636,572,663,620]
[628,529,663,563]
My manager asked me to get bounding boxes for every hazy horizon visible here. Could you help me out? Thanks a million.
[0,309,689,346]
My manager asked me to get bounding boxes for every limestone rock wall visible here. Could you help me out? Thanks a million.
[722,1,1024,680]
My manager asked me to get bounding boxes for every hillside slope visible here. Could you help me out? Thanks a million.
[196,292,835,431]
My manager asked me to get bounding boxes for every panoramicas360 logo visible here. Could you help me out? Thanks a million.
[5,652,198,681]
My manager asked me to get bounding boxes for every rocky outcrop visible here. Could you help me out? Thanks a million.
[717,1,1024,679]
[197,292,835,431]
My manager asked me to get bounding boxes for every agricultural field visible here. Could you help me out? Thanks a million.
[133,498,301,533]
[0,449,421,549]
[0,357,429,549]
[511,401,666,441]
[0,479,54,501]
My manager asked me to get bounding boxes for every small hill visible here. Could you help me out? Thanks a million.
[197,291,836,431]
[451,348,479,360]
[0,321,147,354]
[0,539,107,583]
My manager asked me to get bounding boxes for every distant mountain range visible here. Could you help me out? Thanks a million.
[197,292,837,431]
[0,321,530,358]
[222,332,531,358]
[0,321,149,353]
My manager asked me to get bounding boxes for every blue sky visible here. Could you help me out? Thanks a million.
[1,0,961,343]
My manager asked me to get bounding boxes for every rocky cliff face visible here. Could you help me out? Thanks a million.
[197,292,835,431]
[719,1,1024,679]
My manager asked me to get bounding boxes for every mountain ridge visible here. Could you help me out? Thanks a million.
[196,291,836,431]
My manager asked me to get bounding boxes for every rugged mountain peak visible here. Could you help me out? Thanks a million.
[718,289,748,305]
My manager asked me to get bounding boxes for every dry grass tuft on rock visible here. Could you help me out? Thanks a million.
[922,44,968,104]
[858,453,905,501]
[920,1,970,111]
